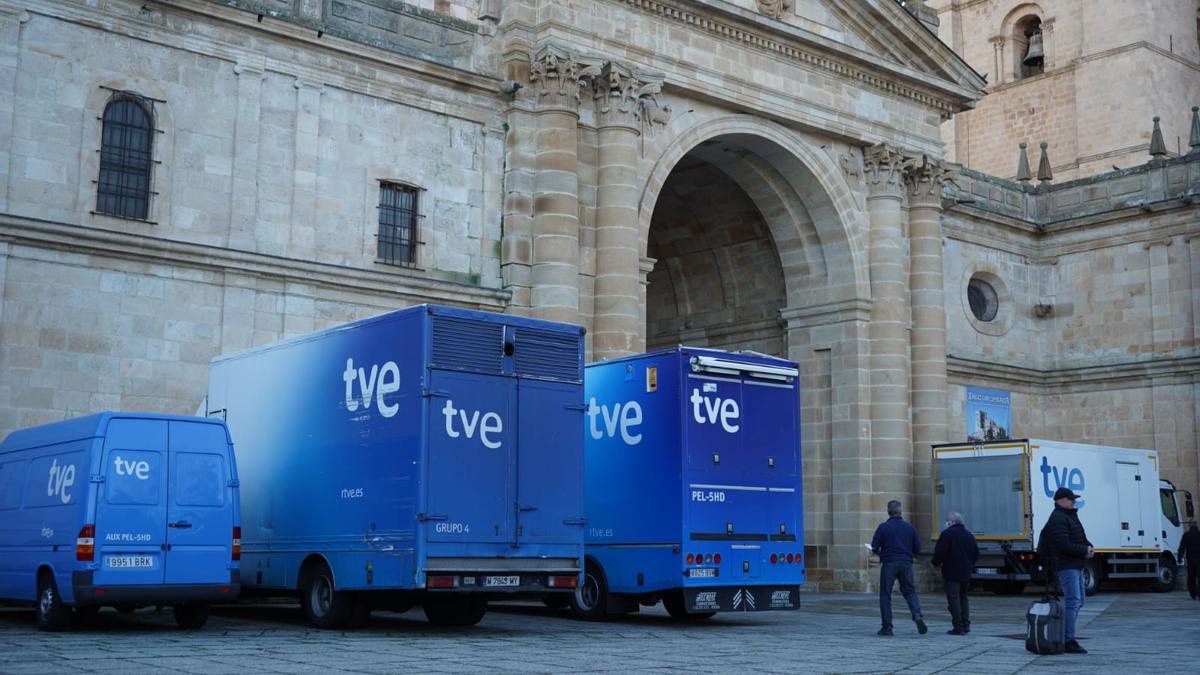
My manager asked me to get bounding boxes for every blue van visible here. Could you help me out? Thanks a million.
[0,413,241,630]
[573,348,804,620]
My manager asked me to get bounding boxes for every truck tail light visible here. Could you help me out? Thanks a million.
[795,552,803,563]
[770,553,778,564]
[232,526,241,561]
[76,524,95,562]
[786,553,794,563]
[686,553,695,564]
[548,575,578,588]
[426,575,458,589]
[713,553,721,564]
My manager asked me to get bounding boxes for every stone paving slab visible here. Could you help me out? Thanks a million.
[1,589,1197,674]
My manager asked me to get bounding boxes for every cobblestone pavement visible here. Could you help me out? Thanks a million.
[1,587,1197,674]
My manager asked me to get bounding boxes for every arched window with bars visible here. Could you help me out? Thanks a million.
[96,92,155,220]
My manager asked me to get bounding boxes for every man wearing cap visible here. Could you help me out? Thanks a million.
[1040,486,1094,654]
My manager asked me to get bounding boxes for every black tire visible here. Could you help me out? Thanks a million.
[35,572,71,632]
[299,561,355,629]
[570,561,608,621]
[1150,555,1177,593]
[542,595,570,610]
[662,590,715,622]
[423,596,487,627]
[1082,560,1101,596]
[173,603,209,629]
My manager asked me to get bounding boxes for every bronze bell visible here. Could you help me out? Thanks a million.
[1023,31,1044,67]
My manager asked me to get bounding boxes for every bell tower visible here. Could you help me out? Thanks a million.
[929,0,1200,180]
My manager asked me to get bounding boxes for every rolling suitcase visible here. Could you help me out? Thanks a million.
[1025,595,1066,654]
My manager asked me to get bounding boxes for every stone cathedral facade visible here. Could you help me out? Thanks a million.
[1,0,1197,589]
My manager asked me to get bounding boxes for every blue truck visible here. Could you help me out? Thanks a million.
[0,413,241,630]
[570,347,804,620]
[205,304,586,628]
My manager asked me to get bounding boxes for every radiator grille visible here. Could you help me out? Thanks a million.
[513,327,582,382]
[430,316,504,374]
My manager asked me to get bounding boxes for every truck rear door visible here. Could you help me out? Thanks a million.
[93,418,168,587]
[425,369,515,544]
[163,420,234,585]
[514,378,583,544]
[933,443,1028,540]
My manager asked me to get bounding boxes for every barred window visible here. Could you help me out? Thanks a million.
[97,93,155,220]
[377,182,419,265]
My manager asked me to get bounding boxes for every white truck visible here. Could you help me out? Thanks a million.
[932,439,1195,596]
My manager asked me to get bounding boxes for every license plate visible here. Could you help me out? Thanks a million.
[484,575,520,587]
[976,567,998,575]
[107,555,154,569]
[688,568,718,578]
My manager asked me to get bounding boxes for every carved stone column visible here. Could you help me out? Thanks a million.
[592,62,652,359]
[529,45,595,325]
[864,144,912,514]
[905,155,956,539]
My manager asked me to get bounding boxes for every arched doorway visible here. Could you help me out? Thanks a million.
[638,119,872,588]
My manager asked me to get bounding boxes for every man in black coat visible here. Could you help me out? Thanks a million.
[932,511,979,635]
[1039,486,1094,654]
[1179,522,1200,600]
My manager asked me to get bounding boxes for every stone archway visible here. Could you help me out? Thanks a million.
[636,116,875,589]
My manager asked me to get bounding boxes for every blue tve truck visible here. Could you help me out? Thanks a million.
[570,347,804,620]
[0,413,241,630]
[206,305,586,628]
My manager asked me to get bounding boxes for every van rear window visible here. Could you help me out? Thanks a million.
[174,452,226,507]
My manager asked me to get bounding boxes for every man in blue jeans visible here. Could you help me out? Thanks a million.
[871,500,927,636]
[1040,486,1094,654]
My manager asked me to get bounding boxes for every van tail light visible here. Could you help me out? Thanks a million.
[232,526,242,561]
[548,575,577,588]
[76,524,95,562]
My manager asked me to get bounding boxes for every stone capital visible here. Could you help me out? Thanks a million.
[863,143,910,198]
[593,61,644,129]
[530,44,599,112]
[905,154,959,207]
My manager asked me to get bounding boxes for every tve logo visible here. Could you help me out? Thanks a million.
[1040,455,1085,508]
[113,455,151,480]
[690,389,740,433]
[46,459,76,505]
[342,357,400,418]
[442,400,503,449]
[588,398,643,445]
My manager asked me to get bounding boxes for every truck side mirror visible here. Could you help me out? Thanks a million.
[1186,491,1195,520]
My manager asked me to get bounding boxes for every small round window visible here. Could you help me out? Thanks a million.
[967,277,999,322]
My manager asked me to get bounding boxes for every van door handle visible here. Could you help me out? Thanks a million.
[518,504,538,512]
[169,521,192,529]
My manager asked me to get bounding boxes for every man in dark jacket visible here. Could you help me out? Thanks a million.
[932,511,979,635]
[870,500,927,636]
[1180,522,1200,600]
[1039,486,1094,654]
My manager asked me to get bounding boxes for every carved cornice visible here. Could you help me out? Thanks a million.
[615,0,973,114]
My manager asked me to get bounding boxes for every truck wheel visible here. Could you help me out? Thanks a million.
[35,572,71,632]
[423,596,487,626]
[570,561,608,621]
[173,603,209,629]
[662,590,715,621]
[1082,561,1101,596]
[542,595,570,610]
[299,562,355,629]
[1150,555,1177,593]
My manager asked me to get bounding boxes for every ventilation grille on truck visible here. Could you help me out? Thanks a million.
[430,317,504,374]
[514,327,582,382]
